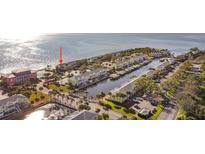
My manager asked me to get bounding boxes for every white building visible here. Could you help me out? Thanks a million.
[113,55,146,69]
[150,51,170,58]
[0,94,30,119]
[101,62,113,68]
[2,68,37,86]
[70,70,81,76]
[70,68,108,87]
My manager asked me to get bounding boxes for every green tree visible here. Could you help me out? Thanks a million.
[135,76,160,95]
[102,113,109,120]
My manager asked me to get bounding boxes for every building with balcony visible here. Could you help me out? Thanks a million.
[112,55,146,70]
[0,94,30,119]
[2,68,37,86]
[70,68,108,88]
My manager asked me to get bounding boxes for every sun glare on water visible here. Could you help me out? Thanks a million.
[0,33,41,41]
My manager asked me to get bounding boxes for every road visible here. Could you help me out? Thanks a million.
[157,101,178,120]
[157,63,182,120]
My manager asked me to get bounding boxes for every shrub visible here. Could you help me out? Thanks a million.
[104,104,112,110]
[35,98,40,102]
[123,108,129,113]
[78,104,91,111]
[102,113,109,120]
[114,105,121,110]
[118,115,128,120]
[131,116,138,120]
[95,108,101,113]
[152,108,157,114]
[101,92,106,97]
[122,115,127,119]
[116,92,127,98]
[22,91,31,98]
[56,83,60,87]
[129,108,136,114]
[40,95,45,100]
[39,87,44,91]
[99,101,104,106]
[97,115,103,120]
[96,92,106,98]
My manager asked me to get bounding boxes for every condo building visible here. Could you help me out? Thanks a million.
[150,50,170,58]
[0,94,30,119]
[71,68,108,87]
[2,68,37,86]
[113,55,146,69]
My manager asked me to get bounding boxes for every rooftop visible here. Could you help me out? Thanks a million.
[0,94,28,107]
[12,68,31,74]
[139,108,151,116]
[69,110,97,120]
[2,74,16,79]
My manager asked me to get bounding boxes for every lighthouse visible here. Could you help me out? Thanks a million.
[59,47,63,65]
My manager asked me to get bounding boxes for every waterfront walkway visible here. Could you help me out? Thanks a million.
[111,70,150,93]
[111,59,174,95]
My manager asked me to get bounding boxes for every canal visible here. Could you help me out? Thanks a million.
[23,59,163,120]
[86,59,163,97]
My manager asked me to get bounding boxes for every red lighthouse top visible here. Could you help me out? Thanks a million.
[59,47,63,65]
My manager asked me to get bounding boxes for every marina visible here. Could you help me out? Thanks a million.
[0,33,204,120]
[85,59,163,97]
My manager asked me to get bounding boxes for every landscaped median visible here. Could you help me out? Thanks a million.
[103,101,142,120]
[29,91,49,104]
[48,84,70,93]
[150,103,165,120]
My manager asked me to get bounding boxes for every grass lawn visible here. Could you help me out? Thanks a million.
[104,101,142,119]
[166,88,176,97]
[29,91,49,103]
[176,109,187,119]
[151,104,165,120]
[166,91,173,97]
[48,84,69,93]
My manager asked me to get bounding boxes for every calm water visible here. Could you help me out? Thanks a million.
[86,59,162,97]
[0,33,205,73]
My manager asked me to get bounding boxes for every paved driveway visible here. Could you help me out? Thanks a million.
[157,102,178,120]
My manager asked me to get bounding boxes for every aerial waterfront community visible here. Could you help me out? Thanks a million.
[0,47,205,120]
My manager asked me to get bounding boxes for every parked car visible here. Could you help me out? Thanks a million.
[133,104,140,110]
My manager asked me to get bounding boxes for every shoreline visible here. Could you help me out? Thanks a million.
[1,47,165,75]
[1,47,204,120]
